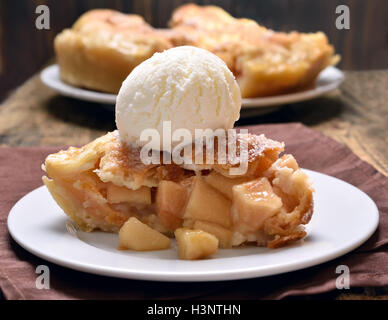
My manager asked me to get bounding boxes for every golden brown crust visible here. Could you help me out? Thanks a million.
[95,131,284,184]
[72,9,152,33]
[262,154,314,239]
[168,4,338,98]
[55,9,171,93]
[267,230,307,249]
[55,5,338,98]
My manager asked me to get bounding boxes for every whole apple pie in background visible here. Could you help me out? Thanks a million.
[54,3,338,98]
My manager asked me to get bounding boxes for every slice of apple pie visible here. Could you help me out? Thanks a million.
[42,130,313,259]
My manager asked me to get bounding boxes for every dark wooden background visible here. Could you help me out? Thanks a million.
[1,0,388,102]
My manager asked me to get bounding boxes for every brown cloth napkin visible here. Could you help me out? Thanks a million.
[1,123,387,300]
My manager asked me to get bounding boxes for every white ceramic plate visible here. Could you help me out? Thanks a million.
[40,65,344,108]
[7,169,378,282]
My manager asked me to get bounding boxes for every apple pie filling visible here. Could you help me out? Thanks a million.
[43,130,313,259]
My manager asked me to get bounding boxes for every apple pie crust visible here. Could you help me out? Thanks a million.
[42,131,313,250]
[55,4,338,98]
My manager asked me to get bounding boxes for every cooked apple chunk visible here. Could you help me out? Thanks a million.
[119,217,170,251]
[232,177,282,231]
[184,176,231,228]
[193,220,232,248]
[155,180,187,230]
[175,228,219,260]
[204,171,249,199]
[107,183,151,205]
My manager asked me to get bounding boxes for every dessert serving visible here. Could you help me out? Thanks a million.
[43,46,314,260]
[55,3,338,98]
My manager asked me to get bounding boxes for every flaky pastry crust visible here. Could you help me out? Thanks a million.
[55,5,338,98]
[43,131,314,249]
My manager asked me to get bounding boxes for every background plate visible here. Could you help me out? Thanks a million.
[8,169,378,282]
[40,65,344,109]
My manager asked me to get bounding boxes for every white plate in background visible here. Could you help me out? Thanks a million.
[40,65,344,109]
[8,169,378,282]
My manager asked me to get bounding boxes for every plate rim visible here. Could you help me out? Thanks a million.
[40,64,344,108]
[7,169,379,282]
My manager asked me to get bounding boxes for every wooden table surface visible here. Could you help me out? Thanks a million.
[0,69,387,299]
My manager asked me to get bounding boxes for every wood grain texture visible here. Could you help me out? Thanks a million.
[1,0,388,101]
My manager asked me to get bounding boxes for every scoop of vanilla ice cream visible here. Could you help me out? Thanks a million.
[115,46,241,150]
